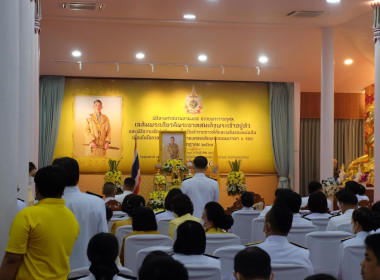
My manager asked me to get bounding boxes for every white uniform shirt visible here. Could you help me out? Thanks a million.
[80,274,130,280]
[293,213,314,226]
[63,186,108,269]
[156,210,175,222]
[251,235,313,274]
[238,206,257,212]
[301,195,332,211]
[181,173,219,218]
[303,212,332,219]
[356,194,370,202]
[326,208,355,231]
[115,190,132,203]
[104,197,116,203]
[172,253,221,269]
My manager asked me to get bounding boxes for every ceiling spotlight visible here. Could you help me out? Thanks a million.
[258,56,268,64]
[326,0,340,3]
[72,50,82,57]
[136,52,145,59]
[198,54,207,62]
[344,59,353,65]
[183,14,196,20]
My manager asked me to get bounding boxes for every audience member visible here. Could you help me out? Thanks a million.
[304,192,332,219]
[304,274,337,280]
[237,191,255,212]
[346,181,369,202]
[358,185,370,202]
[27,161,37,205]
[361,234,380,280]
[52,157,108,269]
[111,194,145,235]
[371,201,380,233]
[0,166,80,280]
[326,188,358,231]
[103,182,117,203]
[115,177,135,203]
[156,188,182,222]
[259,188,289,218]
[140,250,170,269]
[105,206,113,222]
[172,221,220,269]
[138,256,188,280]
[181,156,219,218]
[202,201,234,233]
[248,203,313,274]
[301,181,332,211]
[120,207,160,266]
[168,194,200,238]
[234,247,273,280]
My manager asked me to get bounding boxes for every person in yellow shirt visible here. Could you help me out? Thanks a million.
[0,166,80,280]
[168,194,200,239]
[202,201,234,234]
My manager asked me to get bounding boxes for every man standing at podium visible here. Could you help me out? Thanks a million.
[181,156,219,218]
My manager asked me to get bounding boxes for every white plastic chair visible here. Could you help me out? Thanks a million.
[231,211,260,244]
[251,218,266,243]
[135,245,173,273]
[213,245,245,280]
[288,224,317,246]
[205,234,241,254]
[341,243,366,280]
[115,225,133,251]
[123,234,173,275]
[68,266,133,280]
[336,222,352,234]
[271,263,310,280]
[305,231,352,275]
[309,217,330,231]
[157,218,172,236]
[185,264,222,280]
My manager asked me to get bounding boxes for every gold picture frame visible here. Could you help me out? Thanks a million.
[159,131,186,163]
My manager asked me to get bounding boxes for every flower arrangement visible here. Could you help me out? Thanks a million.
[148,190,168,210]
[154,174,167,186]
[104,159,123,193]
[226,160,246,196]
[322,177,339,197]
[162,159,187,173]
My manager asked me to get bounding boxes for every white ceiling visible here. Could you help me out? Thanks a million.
[40,0,376,93]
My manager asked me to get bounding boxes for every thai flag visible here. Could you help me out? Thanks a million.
[132,139,141,194]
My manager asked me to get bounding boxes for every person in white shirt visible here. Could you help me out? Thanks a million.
[301,181,332,211]
[155,188,182,222]
[338,207,374,279]
[236,191,256,213]
[346,181,370,203]
[233,247,273,280]
[247,203,314,275]
[326,188,358,231]
[52,157,108,270]
[102,182,117,203]
[303,192,332,219]
[181,156,219,218]
[371,201,380,234]
[115,177,135,203]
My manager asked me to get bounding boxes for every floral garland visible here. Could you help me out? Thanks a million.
[162,159,187,173]
[104,159,123,193]
[226,160,246,196]
[322,177,339,197]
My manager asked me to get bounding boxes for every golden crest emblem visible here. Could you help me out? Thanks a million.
[184,86,203,114]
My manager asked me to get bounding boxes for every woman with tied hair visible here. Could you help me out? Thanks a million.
[81,233,128,280]
[202,201,234,233]
[172,221,221,269]
[304,192,332,219]
[110,194,145,235]
[155,188,182,222]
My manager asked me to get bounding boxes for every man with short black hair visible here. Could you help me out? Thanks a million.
[115,177,135,203]
[326,188,358,231]
[0,166,80,280]
[234,247,273,280]
[181,156,219,218]
[361,234,380,280]
[301,181,332,211]
[52,157,108,269]
[102,182,116,203]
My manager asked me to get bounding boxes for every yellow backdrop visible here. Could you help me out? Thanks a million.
[53,78,275,174]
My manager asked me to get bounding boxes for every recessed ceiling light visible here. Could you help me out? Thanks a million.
[344,59,353,65]
[183,14,196,20]
[72,50,82,57]
[326,0,340,3]
[198,54,207,61]
[136,52,145,59]
[258,56,268,64]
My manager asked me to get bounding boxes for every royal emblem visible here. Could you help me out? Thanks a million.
[184,86,203,114]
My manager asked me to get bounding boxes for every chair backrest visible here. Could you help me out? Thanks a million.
[251,218,266,243]
[135,245,173,273]
[305,231,352,275]
[341,243,366,280]
[124,234,173,275]
[310,217,330,231]
[358,200,372,209]
[213,245,245,280]
[185,264,222,280]
[205,234,241,255]
[336,222,352,233]
[105,199,122,211]
[115,225,133,251]
[231,211,260,244]
[287,224,317,246]
[157,218,172,236]
[271,263,310,280]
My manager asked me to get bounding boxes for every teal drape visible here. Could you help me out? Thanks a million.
[269,82,294,189]
[38,76,65,167]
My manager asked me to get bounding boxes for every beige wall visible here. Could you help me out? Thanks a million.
[78,173,278,209]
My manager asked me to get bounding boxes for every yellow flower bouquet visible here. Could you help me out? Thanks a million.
[104,159,123,193]
[162,159,187,173]
[148,190,168,210]
[226,160,246,196]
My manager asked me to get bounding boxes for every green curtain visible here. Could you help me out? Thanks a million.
[38,76,65,167]
[269,82,294,189]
